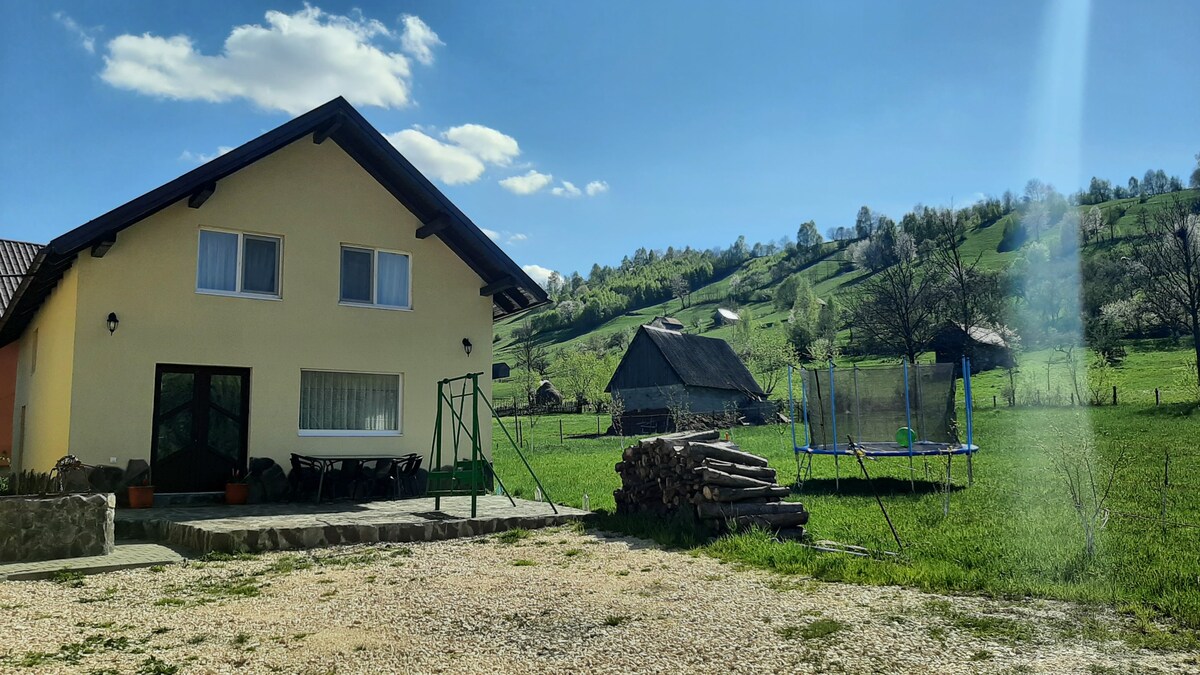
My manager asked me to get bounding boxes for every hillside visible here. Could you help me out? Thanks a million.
[492,189,1200,398]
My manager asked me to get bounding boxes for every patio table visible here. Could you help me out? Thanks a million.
[295,453,419,502]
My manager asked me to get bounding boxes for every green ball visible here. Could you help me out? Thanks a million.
[896,427,915,446]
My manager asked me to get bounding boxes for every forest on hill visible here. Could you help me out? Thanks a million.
[496,154,1200,409]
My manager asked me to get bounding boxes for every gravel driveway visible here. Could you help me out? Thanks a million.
[0,526,1195,674]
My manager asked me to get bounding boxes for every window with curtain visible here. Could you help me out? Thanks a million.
[299,371,402,434]
[197,229,281,297]
[339,245,411,309]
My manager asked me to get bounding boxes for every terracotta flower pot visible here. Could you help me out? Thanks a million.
[127,485,155,509]
[225,482,249,505]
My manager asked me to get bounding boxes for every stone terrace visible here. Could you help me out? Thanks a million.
[116,496,589,554]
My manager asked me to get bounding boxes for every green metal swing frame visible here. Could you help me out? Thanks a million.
[428,372,557,518]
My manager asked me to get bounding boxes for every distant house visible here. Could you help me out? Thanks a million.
[648,316,685,332]
[931,323,1015,373]
[713,307,740,326]
[605,325,770,433]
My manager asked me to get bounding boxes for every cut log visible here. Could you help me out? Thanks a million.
[724,512,810,528]
[685,442,770,467]
[694,466,774,489]
[702,485,791,502]
[696,460,777,482]
[696,501,810,519]
[640,430,720,446]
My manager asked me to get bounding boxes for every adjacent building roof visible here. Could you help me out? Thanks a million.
[934,323,1011,349]
[606,325,766,396]
[0,239,42,315]
[0,97,547,345]
[648,316,685,331]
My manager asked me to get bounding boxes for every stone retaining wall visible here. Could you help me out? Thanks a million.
[0,493,115,563]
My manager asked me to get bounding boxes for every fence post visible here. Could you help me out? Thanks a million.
[1112,385,1118,406]
[993,395,997,408]
[559,419,564,444]
[1156,388,1161,406]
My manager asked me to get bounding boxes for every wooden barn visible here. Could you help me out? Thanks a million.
[931,323,1015,373]
[605,324,771,433]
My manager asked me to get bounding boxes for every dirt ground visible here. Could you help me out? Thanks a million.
[1,527,1196,674]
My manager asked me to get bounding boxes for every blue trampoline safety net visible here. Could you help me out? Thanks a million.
[799,362,962,452]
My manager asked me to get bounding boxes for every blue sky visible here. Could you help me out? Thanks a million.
[1,1,1197,283]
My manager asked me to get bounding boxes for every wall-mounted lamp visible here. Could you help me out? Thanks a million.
[106,312,119,335]
[462,338,473,356]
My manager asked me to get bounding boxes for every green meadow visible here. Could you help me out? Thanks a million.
[491,345,1200,640]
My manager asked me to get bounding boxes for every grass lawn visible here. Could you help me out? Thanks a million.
[491,401,1200,641]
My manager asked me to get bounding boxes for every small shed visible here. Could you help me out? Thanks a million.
[648,316,685,332]
[713,308,740,326]
[606,325,771,433]
[931,323,1015,373]
[535,380,564,406]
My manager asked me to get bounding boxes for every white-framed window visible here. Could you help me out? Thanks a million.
[339,246,411,309]
[299,370,402,436]
[197,228,282,298]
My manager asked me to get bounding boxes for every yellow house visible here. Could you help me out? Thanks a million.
[0,98,546,493]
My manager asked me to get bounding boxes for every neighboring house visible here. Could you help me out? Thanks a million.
[647,316,685,332]
[605,324,769,433]
[931,323,1015,373]
[713,307,740,326]
[0,97,546,492]
[0,239,42,468]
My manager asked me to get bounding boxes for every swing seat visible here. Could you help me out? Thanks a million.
[426,460,491,496]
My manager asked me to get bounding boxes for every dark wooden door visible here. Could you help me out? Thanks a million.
[150,365,250,493]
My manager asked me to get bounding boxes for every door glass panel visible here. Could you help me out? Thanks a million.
[207,408,241,462]
[159,372,194,413]
[210,374,243,416]
[156,409,193,460]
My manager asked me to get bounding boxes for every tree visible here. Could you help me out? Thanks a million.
[1129,196,1200,387]
[744,329,795,396]
[1081,206,1104,244]
[854,206,874,239]
[1024,178,1051,203]
[850,235,942,362]
[815,296,839,341]
[796,220,823,259]
[670,274,690,310]
[1191,152,1200,190]
[929,208,1004,358]
[513,319,550,405]
[555,349,612,408]
[785,278,819,355]
[1128,176,1140,197]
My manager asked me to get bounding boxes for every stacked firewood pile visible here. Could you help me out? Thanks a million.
[613,430,808,538]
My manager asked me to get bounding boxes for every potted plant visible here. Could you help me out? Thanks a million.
[127,475,155,509]
[225,468,249,505]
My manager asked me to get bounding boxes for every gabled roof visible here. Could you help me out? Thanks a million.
[0,239,42,315]
[606,325,766,396]
[0,97,547,345]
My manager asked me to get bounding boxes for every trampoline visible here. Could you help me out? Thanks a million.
[788,358,978,489]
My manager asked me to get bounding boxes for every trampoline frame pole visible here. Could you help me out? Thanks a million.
[801,370,809,449]
[788,365,798,452]
[852,364,862,445]
[904,358,915,492]
[829,361,839,490]
[964,356,974,486]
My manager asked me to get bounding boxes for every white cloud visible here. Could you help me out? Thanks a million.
[522,264,556,287]
[54,12,100,54]
[101,6,419,114]
[387,129,485,184]
[443,124,519,166]
[507,233,528,243]
[551,180,582,198]
[399,15,442,66]
[500,170,554,195]
[480,228,501,242]
[387,123,520,185]
[179,145,234,164]
[585,180,609,196]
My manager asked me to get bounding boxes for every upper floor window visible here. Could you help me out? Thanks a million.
[197,229,281,298]
[340,246,411,309]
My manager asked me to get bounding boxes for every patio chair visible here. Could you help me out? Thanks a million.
[356,458,400,500]
[288,454,322,501]
[395,454,423,498]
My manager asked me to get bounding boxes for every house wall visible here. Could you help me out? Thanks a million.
[20,137,493,476]
[0,342,16,466]
[612,384,752,414]
[12,269,79,472]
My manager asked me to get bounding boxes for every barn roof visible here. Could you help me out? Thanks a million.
[0,97,548,346]
[934,323,1011,349]
[0,239,42,314]
[606,325,766,396]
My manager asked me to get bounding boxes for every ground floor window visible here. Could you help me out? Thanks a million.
[299,370,402,435]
